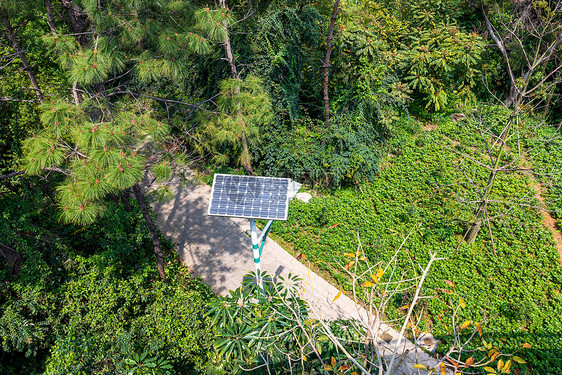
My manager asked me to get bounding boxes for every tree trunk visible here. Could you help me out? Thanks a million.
[465,211,484,244]
[218,2,254,174]
[72,80,81,105]
[240,133,254,175]
[0,243,22,277]
[61,0,90,102]
[44,0,57,34]
[61,0,90,44]
[323,0,341,126]
[121,188,133,212]
[223,34,238,80]
[132,184,166,280]
[463,107,521,245]
[1,16,44,103]
[219,0,239,80]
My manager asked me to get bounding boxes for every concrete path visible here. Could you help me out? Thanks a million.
[150,173,447,375]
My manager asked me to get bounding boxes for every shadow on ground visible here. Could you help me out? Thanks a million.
[152,177,253,295]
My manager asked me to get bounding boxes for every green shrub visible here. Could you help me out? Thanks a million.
[273,112,562,373]
[0,183,214,374]
[261,112,384,186]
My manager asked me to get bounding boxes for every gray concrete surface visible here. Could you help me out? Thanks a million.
[150,173,448,375]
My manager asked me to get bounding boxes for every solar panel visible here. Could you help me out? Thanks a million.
[208,174,290,220]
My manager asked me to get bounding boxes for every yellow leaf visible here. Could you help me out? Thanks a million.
[490,352,500,361]
[497,359,504,370]
[377,267,384,279]
[331,356,336,367]
[333,290,342,302]
[465,356,474,367]
[323,365,333,371]
[361,281,374,287]
[483,366,496,373]
[400,304,410,310]
[344,261,354,270]
[512,356,526,364]
[413,364,429,371]
[459,297,466,308]
[359,256,368,261]
[447,357,459,368]
[476,322,483,337]
[445,279,455,288]
[344,252,355,258]
[440,363,446,375]
[522,342,532,349]
[371,274,379,283]
[504,359,512,373]
[460,320,472,330]
[302,355,307,362]
[351,373,359,375]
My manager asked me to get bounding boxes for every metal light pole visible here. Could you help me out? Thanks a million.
[249,218,274,289]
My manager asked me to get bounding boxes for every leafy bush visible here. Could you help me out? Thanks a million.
[260,112,384,186]
[208,272,366,374]
[0,181,214,374]
[45,261,213,374]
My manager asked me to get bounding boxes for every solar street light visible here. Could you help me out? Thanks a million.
[208,174,301,288]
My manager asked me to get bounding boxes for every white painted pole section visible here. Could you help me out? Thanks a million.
[249,219,263,288]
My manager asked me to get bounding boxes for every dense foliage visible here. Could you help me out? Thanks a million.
[0,181,214,374]
[1,0,561,373]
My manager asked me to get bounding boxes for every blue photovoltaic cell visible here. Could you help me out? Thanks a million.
[208,174,290,220]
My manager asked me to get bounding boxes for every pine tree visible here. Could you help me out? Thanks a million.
[190,1,273,175]
[21,0,229,279]
[23,101,168,222]
[196,76,272,175]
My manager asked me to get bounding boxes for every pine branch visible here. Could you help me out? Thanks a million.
[114,91,221,113]
[0,97,39,102]
[45,167,71,175]
[0,170,25,181]
[0,168,69,181]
